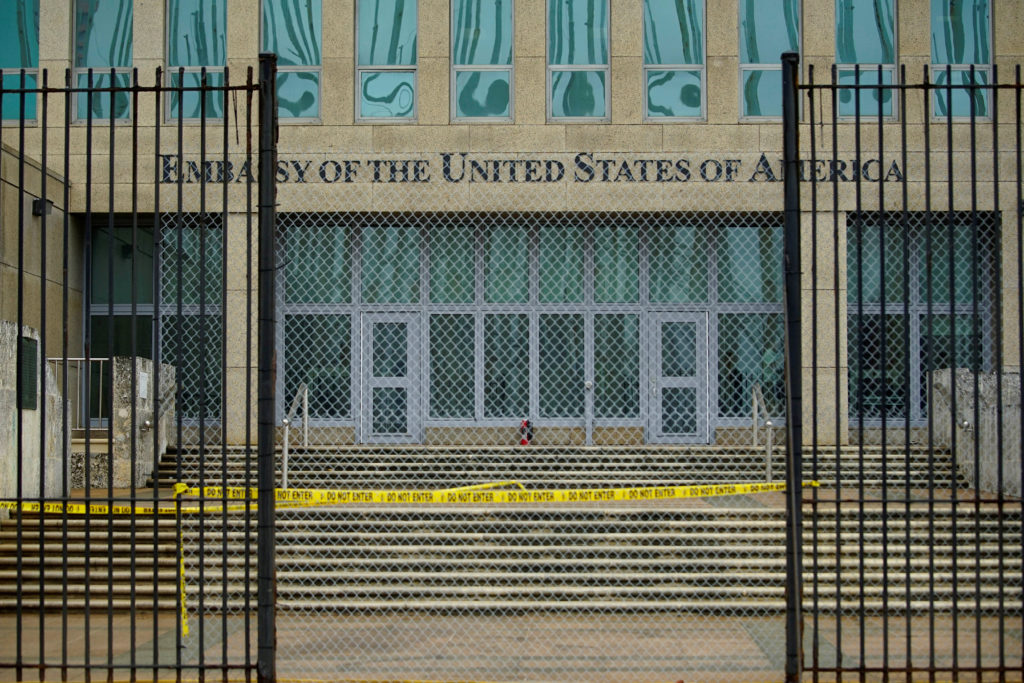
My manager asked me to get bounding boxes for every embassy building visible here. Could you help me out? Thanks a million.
[0,0,1020,449]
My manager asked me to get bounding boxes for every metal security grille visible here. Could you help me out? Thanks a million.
[787,57,1024,682]
[276,211,786,449]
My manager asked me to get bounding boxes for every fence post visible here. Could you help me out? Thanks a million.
[257,51,278,683]
[781,50,804,683]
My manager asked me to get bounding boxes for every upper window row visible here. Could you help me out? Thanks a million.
[0,0,994,122]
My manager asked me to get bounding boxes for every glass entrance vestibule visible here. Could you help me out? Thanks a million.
[278,212,786,444]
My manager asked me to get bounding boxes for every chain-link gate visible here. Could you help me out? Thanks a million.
[786,55,1024,681]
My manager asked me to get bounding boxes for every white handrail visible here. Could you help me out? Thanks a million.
[281,384,309,489]
[751,383,775,481]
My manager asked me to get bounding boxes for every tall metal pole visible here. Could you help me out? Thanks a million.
[781,50,804,683]
[257,52,278,683]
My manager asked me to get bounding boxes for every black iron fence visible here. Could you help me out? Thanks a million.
[783,54,1024,681]
[0,55,277,682]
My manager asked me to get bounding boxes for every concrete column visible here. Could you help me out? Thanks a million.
[224,211,258,445]
[801,210,848,445]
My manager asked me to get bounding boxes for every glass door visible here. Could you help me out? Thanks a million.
[360,313,421,442]
[649,313,709,443]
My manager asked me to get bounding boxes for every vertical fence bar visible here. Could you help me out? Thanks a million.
[38,66,49,683]
[943,64,960,679]
[781,50,804,683]
[105,68,117,677]
[921,64,937,682]
[152,65,164,683]
[14,65,26,683]
[61,66,72,683]
[807,62,821,683]
[128,67,140,682]
[82,68,94,683]
[244,64,256,683]
[256,52,278,683]
[988,63,1005,681]
[897,63,912,680]
[221,65,232,680]
[829,64,844,681]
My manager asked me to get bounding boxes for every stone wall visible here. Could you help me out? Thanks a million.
[931,368,1022,498]
[0,321,70,506]
[70,358,175,489]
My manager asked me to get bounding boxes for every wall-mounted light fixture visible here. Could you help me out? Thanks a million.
[31,198,53,217]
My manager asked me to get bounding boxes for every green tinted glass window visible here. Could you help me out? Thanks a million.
[931,0,989,64]
[548,0,608,66]
[594,314,640,418]
[0,0,37,68]
[594,225,639,303]
[285,224,352,304]
[648,224,708,303]
[548,0,608,119]
[933,68,989,118]
[430,224,475,304]
[539,225,584,303]
[643,0,703,119]
[835,0,894,64]
[167,0,225,66]
[2,73,37,121]
[74,0,133,119]
[91,226,155,306]
[643,0,702,65]
[285,315,351,419]
[430,315,474,419]
[484,225,528,303]
[739,0,798,117]
[263,0,322,67]
[361,225,420,304]
[357,0,417,119]
[0,0,38,112]
[455,71,511,118]
[484,314,529,417]
[359,71,415,118]
[539,314,584,418]
[739,0,798,64]
[454,0,512,65]
[358,0,418,66]
[262,0,322,118]
[75,0,133,68]
[453,0,513,120]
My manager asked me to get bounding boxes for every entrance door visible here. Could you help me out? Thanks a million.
[649,313,709,443]
[360,313,421,443]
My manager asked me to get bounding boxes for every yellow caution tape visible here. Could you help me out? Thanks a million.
[0,480,818,517]
[176,480,817,506]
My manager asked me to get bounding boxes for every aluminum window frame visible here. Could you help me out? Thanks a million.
[354,0,419,124]
[546,0,611,123]
[71,0,134,124]
[450,0,514,123]
[259,0,324,124]
[834,0,899,121]
[641,0,706,122]
[164,0,228,123]
[0,0,40,125]
[929,0,994,122]
[737,0,801,122]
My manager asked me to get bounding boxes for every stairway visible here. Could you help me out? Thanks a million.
[1,445,1020,615]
